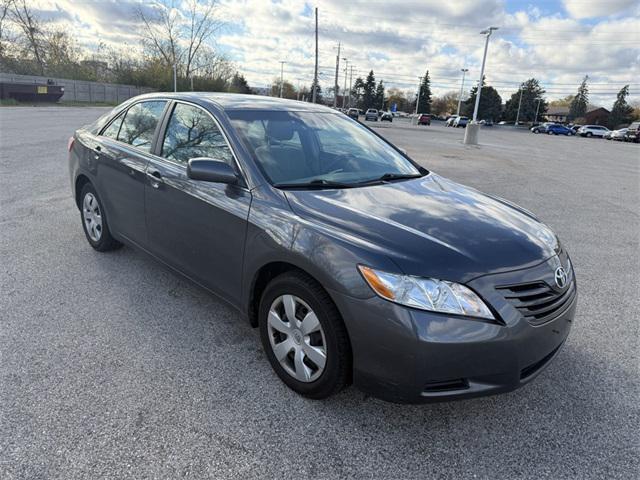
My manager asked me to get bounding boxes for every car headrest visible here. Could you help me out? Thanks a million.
[266,120,295,141]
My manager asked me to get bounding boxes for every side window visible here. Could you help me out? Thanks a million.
[117,101,167,153]
[161,103,233,165]
[102,112,124,140]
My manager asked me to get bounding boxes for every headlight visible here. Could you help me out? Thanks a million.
[358,265,494,320]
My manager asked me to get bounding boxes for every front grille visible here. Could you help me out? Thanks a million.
[496,276,576,326]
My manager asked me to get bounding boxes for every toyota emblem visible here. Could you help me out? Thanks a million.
[554,267,568,289]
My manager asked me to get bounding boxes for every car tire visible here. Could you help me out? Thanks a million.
[548,131,554,135]
[79,183,122,252]
[533,130,539,134]
[259,271,351,399]
[586,132,592,137]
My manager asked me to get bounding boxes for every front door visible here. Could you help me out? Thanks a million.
[144,102,251,305]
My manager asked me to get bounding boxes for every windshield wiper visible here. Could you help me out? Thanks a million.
[358,172,424,185]
[273,178,355,189]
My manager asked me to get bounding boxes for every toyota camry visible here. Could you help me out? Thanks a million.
[68,93,576,403]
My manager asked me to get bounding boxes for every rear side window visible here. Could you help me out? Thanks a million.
[102,112,125,140]
[161,103,234,165]
[117,101,167,153]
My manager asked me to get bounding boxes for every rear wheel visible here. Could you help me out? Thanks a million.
[80,183,121,252]
[259,271,351,399]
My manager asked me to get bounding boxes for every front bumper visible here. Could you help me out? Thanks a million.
[330,256,576,403]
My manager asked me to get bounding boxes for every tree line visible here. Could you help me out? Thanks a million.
[0,0,252,94]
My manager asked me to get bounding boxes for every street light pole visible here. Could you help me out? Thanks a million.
[414,76,422,116]
[279,61,286,98]
[348,65,353,108]
[472,27,498,122]
[173,63,177,92]
[456,68,468,116]
[515,86,524,125]
[342,58,348,108]
[534,98,543,124]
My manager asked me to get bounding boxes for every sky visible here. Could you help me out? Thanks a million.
[23,0,640,107]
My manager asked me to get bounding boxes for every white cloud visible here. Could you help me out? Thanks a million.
[562,0,637,19]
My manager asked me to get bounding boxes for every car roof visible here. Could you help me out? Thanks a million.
[129,92,336,113]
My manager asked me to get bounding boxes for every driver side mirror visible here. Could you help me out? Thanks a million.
[187,158,238,184]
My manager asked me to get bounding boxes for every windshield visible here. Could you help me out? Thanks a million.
[227,110,423,187]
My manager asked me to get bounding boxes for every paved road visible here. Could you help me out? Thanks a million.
[1,107,638,479]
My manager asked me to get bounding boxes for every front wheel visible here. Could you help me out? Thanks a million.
[259,272,351,399]
[79,183,122,252]
[586,132,593,137]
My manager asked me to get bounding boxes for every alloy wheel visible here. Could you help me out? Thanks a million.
[83,192,102,242]
[267,294,327,382]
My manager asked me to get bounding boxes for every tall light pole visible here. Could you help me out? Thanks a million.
[414,76,422,116]
[279,61,286,98]
[456,68,468,116]
[333,42,340,107]
[348,65,353,108]
[464,26,498,145]
[534,98,543,124]
[472,27,498,122]
[342,58,348,108]
[312,7,318,103]
[515,86,524,125]
[173,64,177,92]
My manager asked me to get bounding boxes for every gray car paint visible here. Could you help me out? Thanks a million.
[69,93,575,402]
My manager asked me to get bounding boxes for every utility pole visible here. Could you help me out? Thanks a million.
[333,42,340,107]
[348,65,353,108]
[312,7,318,103]
[279,61,286,98]
[342,59,348,108]
[456,68,468,116]
[515,86,524,125]
[471,27,498,122]
[173,64,177,92]
[414,77,422,116]
[534,98,542,124]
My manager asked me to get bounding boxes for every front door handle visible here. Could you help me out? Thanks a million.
[147,169,162,188]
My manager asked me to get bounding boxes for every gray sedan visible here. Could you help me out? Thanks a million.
[68,93,576,402]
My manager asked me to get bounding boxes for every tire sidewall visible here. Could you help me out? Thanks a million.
[80,183,114,250]
[258,275,345,398]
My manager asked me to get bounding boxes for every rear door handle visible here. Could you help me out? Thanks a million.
[147,168,163,188]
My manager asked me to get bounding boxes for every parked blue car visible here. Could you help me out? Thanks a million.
[546,124,575,136]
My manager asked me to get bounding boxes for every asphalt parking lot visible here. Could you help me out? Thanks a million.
[1,107,638,479]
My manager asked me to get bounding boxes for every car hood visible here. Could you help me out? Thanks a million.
[284,173,558,283]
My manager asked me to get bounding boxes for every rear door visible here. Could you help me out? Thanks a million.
[144,101,252,305]
[96,100,168,245]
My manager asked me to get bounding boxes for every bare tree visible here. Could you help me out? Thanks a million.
[0,0,13,57]
[137,0,224,80]
[10,0,46,74]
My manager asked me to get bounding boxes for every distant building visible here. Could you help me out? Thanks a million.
[545,104,610,124]
[251,86,270,96]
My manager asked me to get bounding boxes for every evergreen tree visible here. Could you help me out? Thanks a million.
[351,77,365,109]
[417,70,432,113]
[375,80,385,110]
[229,73,252,94]
[569,75,589,121]
[462,76,502,121]
[608,85,633,128]
[362,70,376,110]
[503,78,547,123]
[308,82,323,103]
